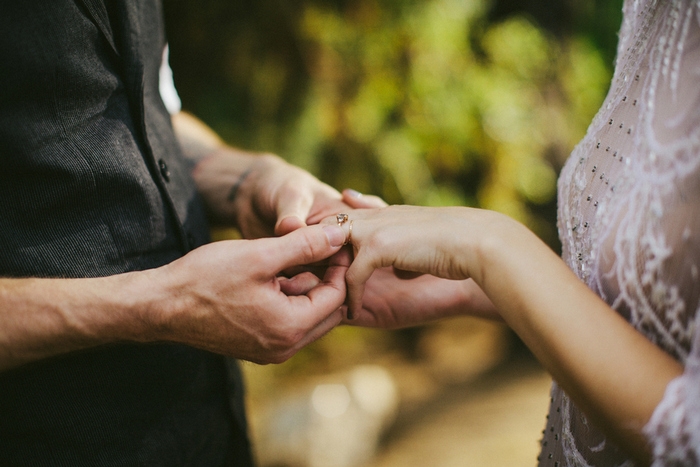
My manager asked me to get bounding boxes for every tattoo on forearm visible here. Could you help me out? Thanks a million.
[179,140,214,173]
[227,168,253,202]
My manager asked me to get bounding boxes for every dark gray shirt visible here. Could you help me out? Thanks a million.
[0,1,252,464]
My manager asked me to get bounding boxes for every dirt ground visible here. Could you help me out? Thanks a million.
[366,355,551,467]
[244,318,552,467]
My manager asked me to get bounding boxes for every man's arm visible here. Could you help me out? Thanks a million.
[0,224,348,372]
[171,111,350,238]
[0,271,150,371]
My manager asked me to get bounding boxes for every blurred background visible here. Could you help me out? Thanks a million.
[163,0,623,465]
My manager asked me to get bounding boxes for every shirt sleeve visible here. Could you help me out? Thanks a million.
[159,44,182,115]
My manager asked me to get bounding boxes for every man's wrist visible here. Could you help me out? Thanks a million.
[110,267,182,345]
[172,111,225,171]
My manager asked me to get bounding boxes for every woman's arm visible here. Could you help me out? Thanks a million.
[472,211,680,466]
[329,204,682,465]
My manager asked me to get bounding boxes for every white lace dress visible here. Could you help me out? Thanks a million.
[542,0,700,465]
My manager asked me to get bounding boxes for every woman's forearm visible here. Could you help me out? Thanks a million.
[470,213,682,465]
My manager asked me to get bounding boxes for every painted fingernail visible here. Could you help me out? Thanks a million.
[346,308,354,320]
[345,189,363,198]
[323,225,345,247]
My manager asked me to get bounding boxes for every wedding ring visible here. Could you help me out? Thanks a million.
[336,213,352,245]
[336,213,349,226]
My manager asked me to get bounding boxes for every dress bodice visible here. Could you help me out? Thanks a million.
[542,1,700,465]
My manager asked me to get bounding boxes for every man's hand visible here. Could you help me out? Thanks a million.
[152,224,349,364]
[174,111,350,237]
[234,154,351,237]
[190,148,352,238]
[345,267,499,328]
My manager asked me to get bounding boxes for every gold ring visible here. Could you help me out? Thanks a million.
[336,213,349,226]
[346,220,353,245]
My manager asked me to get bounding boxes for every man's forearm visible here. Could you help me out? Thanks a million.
[0,224,350,371]
[171,110,258,176]
[172,111,264,226]
[171,111,226,170]
[0,271,162,372]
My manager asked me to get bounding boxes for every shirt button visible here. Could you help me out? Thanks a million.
[158,159,171,182]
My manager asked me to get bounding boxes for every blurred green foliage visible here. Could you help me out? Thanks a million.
[165,0,621,251]
[163,0,623,376]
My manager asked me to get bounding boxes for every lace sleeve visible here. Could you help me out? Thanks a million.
[645,329,700,465]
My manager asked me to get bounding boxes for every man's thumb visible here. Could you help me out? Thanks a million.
[274,193,313,235]
[275,215,306,236]
[271,225,346,272]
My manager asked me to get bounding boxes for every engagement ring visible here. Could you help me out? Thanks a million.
[336,213,349,226]
[336,213,352,245]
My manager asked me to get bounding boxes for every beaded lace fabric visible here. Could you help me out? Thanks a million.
[541,0,700,465]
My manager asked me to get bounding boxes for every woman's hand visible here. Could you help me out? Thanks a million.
[322,195,517,323]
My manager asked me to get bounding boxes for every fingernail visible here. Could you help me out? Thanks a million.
[346,308,354,320]
[323,225,345,247]
[345,189,363,198]
[278,215,305,230]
